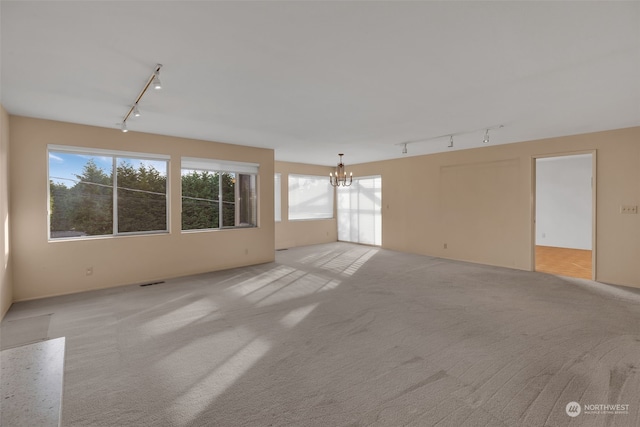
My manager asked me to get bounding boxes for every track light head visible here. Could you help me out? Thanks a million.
[448,135,454,148]
[402,143,408,154]
[152,71,162,90]
[483,129,490,143]
[133,105,141,117]
[121,122,128,133]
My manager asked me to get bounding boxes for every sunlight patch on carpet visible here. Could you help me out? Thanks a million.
[342,248,379,276]
[256,274,337,307]
[227,265,296,297]
[279,303,319,328]
[140,299,220,335]
[169,337,271,425]
[317,279,341,292]
[307,247,379,276]
[240,270,307,305]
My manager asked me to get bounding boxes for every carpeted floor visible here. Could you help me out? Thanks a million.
[2,242,639,426]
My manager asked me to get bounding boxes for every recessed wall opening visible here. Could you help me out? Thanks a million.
[534,153,595,279]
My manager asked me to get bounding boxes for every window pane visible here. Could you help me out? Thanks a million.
[337,176,382,246]
[288,175,334,220]
[221,172,236,227]
[116,158,167,233]
[181,170,219,230]
[238,174,257,226]
[49,152,113,238]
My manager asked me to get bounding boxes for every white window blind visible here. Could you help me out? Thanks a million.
[337,176,382,245]
[288,174,333,220]
[181,157,259,174]
[48,144,170,161]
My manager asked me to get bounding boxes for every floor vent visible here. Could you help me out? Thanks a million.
[140,281,165,287]
[276,248,288,251]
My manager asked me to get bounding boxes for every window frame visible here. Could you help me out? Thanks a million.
[47,144,170,241]
[181,157,259,232]
[274,173,282,222]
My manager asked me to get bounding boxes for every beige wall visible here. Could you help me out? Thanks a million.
[275,161,337,250]
[10,116,275,301]
[350,127,640,288]
[0,106,12,318]
[7,114,639,304]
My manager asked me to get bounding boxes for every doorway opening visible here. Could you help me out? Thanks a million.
[534,153,595,279]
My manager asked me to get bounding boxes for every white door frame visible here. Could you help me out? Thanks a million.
[531,150,597,280]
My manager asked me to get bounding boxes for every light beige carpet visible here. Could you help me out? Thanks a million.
[0,313,51,350]
[2,242,639,426]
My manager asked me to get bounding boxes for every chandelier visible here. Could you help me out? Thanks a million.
[329,153,353,187]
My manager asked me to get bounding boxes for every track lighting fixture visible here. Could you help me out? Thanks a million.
[394,124,504,153]
[120,63,163,133]
[329,154,353,187]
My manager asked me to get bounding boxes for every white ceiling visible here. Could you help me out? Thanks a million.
[1,1,639,166]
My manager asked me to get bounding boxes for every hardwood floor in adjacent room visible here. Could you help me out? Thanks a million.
[535,245,592,279]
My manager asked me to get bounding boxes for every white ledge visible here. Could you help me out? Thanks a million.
[1,337,65,427]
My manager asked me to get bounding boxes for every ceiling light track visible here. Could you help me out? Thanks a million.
[396,124,504,153]
[120,63,163,132]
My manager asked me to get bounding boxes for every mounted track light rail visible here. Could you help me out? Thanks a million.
[394,124,504,153]
[120,63,163,132]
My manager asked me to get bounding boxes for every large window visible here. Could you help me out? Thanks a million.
[337,176,382,245]
[288,174,333,220]
[181,157,258,230]
[48,146,168,239]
